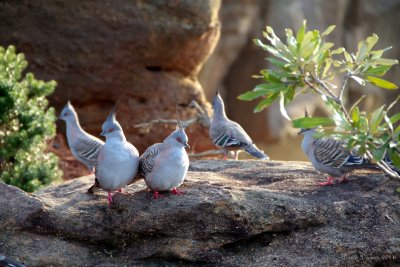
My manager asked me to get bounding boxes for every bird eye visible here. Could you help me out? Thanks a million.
[63,112,68,116]
[108,128,114,133]
[176,137,182,143]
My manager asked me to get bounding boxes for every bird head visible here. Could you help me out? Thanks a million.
[100,104,123,139]
[211,91,224,110]
[58,100,77,122]
[166,122,190,148]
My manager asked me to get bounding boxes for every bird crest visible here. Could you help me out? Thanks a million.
[175,105,185,130]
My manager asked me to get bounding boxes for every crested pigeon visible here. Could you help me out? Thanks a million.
[209,91,269,160]
[138,123,190,199]
[300,128,376,185]
[59,101,104,193]
[95,105,139,206]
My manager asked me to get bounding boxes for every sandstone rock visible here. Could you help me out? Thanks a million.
[1,160,400,266]
[0,0,220,154]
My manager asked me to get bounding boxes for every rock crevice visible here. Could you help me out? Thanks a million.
[1,160,400,266]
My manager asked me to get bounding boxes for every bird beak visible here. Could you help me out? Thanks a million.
[184,142,190,148]
[100,131,106,137]
[298,129,306,135]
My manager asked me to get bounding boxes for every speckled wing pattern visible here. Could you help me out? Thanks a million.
[313,137,363,168]
[73,137,104,163]
[138,143,161,177]
[210,121,250,148]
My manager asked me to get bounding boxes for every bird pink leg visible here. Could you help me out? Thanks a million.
[339,175,348,183]
[233,151,239,160]
[152,191,164,199]
[107,191,113,207]
[171,188,184,195]
[223,154,228,160]
[318,176,334,186]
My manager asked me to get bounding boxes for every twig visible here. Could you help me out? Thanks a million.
[366,151,400,179]
[336,74,352,123]
[188,149,223,158]
[133,100,211,133]
[385,214,397,225]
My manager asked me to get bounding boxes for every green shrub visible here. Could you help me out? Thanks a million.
[239,21,400,178]
[0,45,61,192]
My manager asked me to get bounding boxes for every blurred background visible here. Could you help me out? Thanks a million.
[0,0,399,178]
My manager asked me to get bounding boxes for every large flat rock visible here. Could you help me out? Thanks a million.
[1,160,400,266]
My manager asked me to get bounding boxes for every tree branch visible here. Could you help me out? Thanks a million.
[366,151,400,179]
[188,149,223,158]
[133,100,211,133]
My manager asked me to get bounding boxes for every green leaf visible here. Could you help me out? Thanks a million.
[237,90,269,101]
[292,117,336,129]
[371,58,398,66]
[344,51,353,63]
[366,76,398,89]
[266,57,287,68]
[366,34,379,51]
[321,25,336,37]
[356,40,369,62]
[364,65,391,76]
[351,106,360,123]
[253,93,279,112]
[285,86,296,103]
[331,47,345,55]
[389,150,400,169]
[372,147,386,161]
[389,113,400,125]
[296,20,306,44]
[254,83,284,92]
[369,105,386,134]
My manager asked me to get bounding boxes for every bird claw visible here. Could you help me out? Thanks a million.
[171,188,184,195]
[107,192,113,207]
[152,191,164,199]
[339,175,348,183]
[318,176,334,186]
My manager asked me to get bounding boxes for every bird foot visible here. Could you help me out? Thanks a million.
[152,191,164,199]
[171,188,184,195]
[339,175,348,183]
[107,192,113,207]
[223,155,228,160]
[318,176,334,186]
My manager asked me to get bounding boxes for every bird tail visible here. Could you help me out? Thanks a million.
[243,144,270,160]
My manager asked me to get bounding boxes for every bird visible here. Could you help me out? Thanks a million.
[138,122,190,199]
[95,104,139,206]
[299,127,376,185]
[209,91,269,160]
[58,101,104,193]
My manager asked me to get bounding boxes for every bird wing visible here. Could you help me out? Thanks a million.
[73,136,104,163]
[313,137,363,168]
[210,120,253,148]
[138,143,162,177]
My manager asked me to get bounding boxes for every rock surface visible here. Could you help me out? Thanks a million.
[1,160,400,266]
[0,0,220,153]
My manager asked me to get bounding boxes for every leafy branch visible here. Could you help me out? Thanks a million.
[238,21,400,179]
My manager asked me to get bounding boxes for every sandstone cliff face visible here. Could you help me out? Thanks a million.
[0,0,221,153]
[1,160,400,266]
